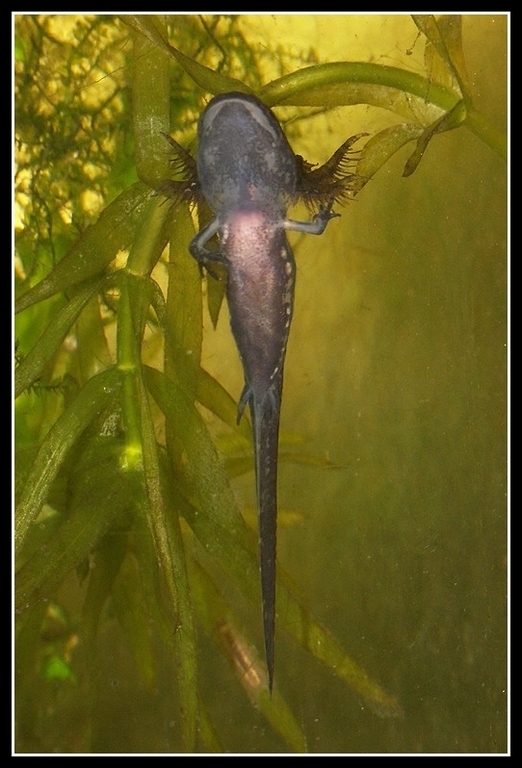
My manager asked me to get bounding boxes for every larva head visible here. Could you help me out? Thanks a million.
[196,93,297,216]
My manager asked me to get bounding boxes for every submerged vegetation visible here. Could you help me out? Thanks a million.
[14,14,506,753]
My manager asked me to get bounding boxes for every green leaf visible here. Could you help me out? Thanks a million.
[110,549,157,692]
[196,367,251,442]
[15,277,103,398]
[402,99,467,177]
[42,655,75,682]
[125,193,173,278]
[259,61,459,121]
[206,274,227,329]
[165,202,203,399]
[15,366,121,554]
[136,370,198,752]
[277,589,404,719]
[16,436,134,612]
[412,14,470,100]
[464,106,507,160]
[144,365,251,542]
[131,16,171,187]
[349,123,423,194]
[79,524,130,646]
[122,15,253,96]
[188,555,308,752]
[15,183,152,314]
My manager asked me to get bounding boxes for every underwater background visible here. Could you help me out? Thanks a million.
[15,14,507,754]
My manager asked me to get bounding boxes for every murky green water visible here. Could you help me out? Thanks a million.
[202,18,507,753]
[281,134,506,752]
[15,14,507,754]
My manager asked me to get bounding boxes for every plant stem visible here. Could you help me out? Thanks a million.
[464,106,507,161]
[260,61,461,112]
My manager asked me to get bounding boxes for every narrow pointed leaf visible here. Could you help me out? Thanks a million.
[15,277,103,398]
[16,436,134,611]
[144,366,249,539]
[80,528,130,647]
[165,203,203,399]
[259,62,459,122]
[188,554,308,752]
[111,550,157,691]
[196,367,252,442]
[123,15,252,96]
[412,14,470,99]
[402,99,467,177]
[15,182,152,314]
[15,366,120,553]
[353,123,424,193]
[277,588,403,718]
[137,371,198,751]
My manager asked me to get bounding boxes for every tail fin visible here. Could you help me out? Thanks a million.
[241,385,281,693]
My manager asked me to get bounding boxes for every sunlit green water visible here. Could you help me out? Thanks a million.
[15,13,507,754]
[203,17,507,753]
[277,30,507,752]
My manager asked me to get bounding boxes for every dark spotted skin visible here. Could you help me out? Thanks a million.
[189,93,339,691]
